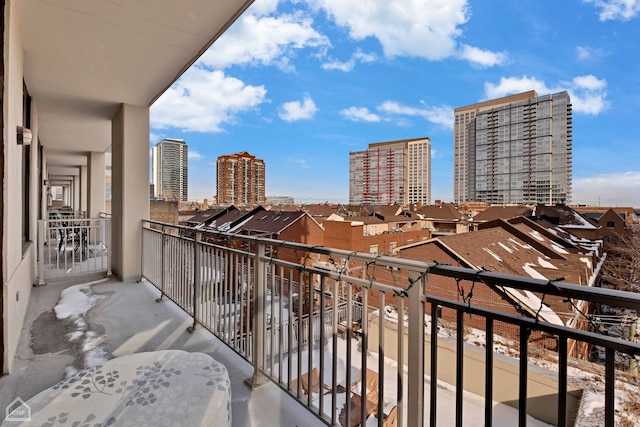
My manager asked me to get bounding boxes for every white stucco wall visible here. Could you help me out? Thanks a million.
[2,0,37,373]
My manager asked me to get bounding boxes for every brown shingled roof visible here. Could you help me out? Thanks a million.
[531,204,598,228]
[416,203,464,221]
[231,210,308,236]
[472,206,532,222]
[204,206,266,231]
[186,206,236,225]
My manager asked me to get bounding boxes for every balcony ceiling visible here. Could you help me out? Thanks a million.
[19,0,253,162]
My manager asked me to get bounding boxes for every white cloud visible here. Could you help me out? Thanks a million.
[199,12,330,71]
[151,67,267,133]
[310,0,488,62]
[189,150,203,160]
[576,46,591,61]
[573,172,640,207]
[246,0,281,17]
[573,75,607,90]
[279,96,318,122]
[483,75,610,115]
[458,44,507,67]
[377,100,454,128]
[484,76,549,98]
[287,158,309,168]
[322,49,377,71]
[202,0,501,72]
[582,0,640,21]
[340,106,381,122]
[576,45,608,61]
[149,132,162,145]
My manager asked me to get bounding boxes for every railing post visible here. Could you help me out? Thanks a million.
[156,224,166,302]
[36,220,46,286]
[249,239,267,388]
[105,218,112,277]
[188,230,202,332]
[407,274,425,427]
[630,318,638,376]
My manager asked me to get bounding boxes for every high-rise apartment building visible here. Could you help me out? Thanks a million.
[217,151,265,208]
[349,137,431,205]
[454,91,572,205]
[152,138,188,201]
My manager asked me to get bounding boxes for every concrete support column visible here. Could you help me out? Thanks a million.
[80,165,88,213]
[73,175,80,211]
[111,104,149,282]
[87,152,106,218]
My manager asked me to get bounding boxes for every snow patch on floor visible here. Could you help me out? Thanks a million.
[53,278,111,370]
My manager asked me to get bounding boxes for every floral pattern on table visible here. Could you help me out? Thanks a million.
[2,350,230,427]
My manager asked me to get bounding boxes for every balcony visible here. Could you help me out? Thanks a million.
[3,219,640,426]
[139,220,640,426]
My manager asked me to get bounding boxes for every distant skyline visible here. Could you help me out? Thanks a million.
[149,0,640,207]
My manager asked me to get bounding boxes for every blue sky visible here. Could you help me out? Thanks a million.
[150,0,640,207]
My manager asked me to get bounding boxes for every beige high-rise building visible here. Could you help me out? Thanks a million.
[216,152,265,208]
[152,138,188,202]
[454,91,572,205]
[349,137,431,205]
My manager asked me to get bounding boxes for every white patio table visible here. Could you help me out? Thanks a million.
[4,350,230,426]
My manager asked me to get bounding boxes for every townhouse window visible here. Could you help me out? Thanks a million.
[606,221,615,228]
[369,245,378,255]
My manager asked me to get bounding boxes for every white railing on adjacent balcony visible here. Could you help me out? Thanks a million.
[37,215,111,284]
[141,219,640,427]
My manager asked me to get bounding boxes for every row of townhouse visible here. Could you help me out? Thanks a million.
[183,203,614,359]
[183,204,431,257]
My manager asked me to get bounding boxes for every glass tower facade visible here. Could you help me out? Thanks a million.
[454,91,572,205]
[152,138,188,202]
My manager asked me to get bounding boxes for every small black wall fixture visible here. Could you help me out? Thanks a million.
[17,126,32,145]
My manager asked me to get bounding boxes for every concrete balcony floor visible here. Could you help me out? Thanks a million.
[0,273,324,427]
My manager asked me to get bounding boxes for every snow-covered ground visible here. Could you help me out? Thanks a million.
[374,305,640,427]
[270,334,553,426]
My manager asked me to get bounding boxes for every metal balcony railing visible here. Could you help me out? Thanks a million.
[37,214,111,284]
[141,219,640,427]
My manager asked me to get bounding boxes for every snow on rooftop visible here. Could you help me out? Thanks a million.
[483,247,503,262]
[580,257,593,270]
[537,257,558,269]
[529,230,545,242]
[562,211,598,229]
[507,238,532,250]
[550,241,569,254]
[502,287,564,326]
[229,215,254,233]
[522,262,548,280]
[498,242,514,253]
